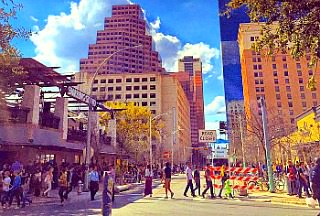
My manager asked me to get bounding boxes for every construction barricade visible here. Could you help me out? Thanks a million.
[208,166,260,197]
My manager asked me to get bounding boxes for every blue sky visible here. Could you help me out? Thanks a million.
[12,0,226,131]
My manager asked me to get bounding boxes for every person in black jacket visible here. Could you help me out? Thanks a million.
[310,157,320,216]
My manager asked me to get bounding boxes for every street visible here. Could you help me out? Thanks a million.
[2,174,319,216]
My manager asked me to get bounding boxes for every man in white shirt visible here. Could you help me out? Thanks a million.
[183,162,195,197]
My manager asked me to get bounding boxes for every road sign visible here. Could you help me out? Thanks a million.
[198,130,217,143]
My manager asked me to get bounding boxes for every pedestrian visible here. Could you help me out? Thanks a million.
[218,164,227,198]
[224,174,233,198]
[184,162,195,197]
[108,165,116,202]
[1,171,11,209]
[89,166,100,201]
[192,165,201,196]
[202,164,214,199]
[310,158,320,216]
[8,171,22,209]
[286,161,297,195]
[43,167,54,197]
[21,174,32,208]
[58,169,68,206]
[296,162,311,198]
[163,162,174,199]
[144,165,153,197]
[102,171,113,216]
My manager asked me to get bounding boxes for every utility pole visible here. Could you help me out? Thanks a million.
[238,106,246,167]
[260,98,275,193]
[171,107,176,170]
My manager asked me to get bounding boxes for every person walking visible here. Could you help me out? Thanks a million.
[58,169,68,206]
[89,166,100,201]
[21,174,32,208]
[43,167,54,197]
[202,164,214,199]
[218,164,227,198]
[1,171,11,209]
[184,162,195,197]
[163,162,174,199]
[144,165,153,197]
[310,158,320,216]
[8,171,22,209]
[296,162,311,198]
[193,165,201,196]
[102,171,114,216]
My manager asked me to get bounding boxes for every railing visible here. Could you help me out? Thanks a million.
[8,107,30,123]
[67,129,87,142]
[39,112,60,129]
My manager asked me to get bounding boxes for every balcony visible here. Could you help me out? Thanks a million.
[39,112,60,129]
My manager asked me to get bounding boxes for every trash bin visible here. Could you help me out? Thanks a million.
[78,180,84,195]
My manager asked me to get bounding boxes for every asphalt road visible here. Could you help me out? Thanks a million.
[2,175,319,216]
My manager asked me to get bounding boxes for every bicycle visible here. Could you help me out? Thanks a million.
[248,177,285,192]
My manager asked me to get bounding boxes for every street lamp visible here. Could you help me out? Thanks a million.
[149,110,172,168]
[84,44,142,191]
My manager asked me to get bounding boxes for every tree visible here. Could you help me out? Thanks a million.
[100,102,164,161]
[225,0,320,65]
[0,0,30,117]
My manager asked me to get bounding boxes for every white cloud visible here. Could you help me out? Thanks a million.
[30,0,131,73]
[30,16,38,22]
[205,121,220,130]
[149,18,219,73]
[205,96,226,115]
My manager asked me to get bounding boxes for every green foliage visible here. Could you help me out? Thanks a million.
[225,0,320,65]
[100,102,164,158]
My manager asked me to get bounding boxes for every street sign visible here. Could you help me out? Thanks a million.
[66,86,97,107]
[198,130,217,143]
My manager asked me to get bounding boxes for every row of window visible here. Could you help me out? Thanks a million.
[254,69,313,78]
[93,85,156,92]
[97,93,157,100]
[94,77,156,84]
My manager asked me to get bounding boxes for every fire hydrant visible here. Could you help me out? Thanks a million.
[78,180,84,195]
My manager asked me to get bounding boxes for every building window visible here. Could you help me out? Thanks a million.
[250,36,255,41]
[134,86,140,90]
[92,87,98,92]
[302,101,307,107]
[116,86,121,91]
[291,118,295,124]
[151,110,156,115]
[286,86,291,92]
[108,79,114,83]
[116,79,122,83]
[150,77,156,82]
[272,56,276,62]
[134,78,140,82]
[256,87,260,92]
[258,72,263,77]
[283,64,288,69]
[282,56,286,61]
[150,93,156,98]
[296,63,301,69]
[142,93,147,98]
[133,94,139,98]
[275,86,280,92]
[126,78,132,82]
[277,102,282,107]
[289,110,294,116]
[125,94,131,99]
[308,70,313,76]
[94,80,98,84]
[285,79,290,84]
[115,94,121,99]
[257,57,261,62]
[101,79,106,83]
[313,101,317,106]
[297,71,302,76]
[274,79,279,84]
[300,86,305,91]
[287,93,292,99]
[312,93,317,99]
[150,101,156,106]
[288,101,293,107]
[142,85,147,90]
[254,72,259,77]
[273,71,278,76]
[284,71,289,76]
[142,78,148,82]
[299,78,304,84]
[272,64,277,69]
[255,80,259,85]
[142,102,148,106]
[306,55,311,61]
[100,87,106,92]
[107,95,113,100]
[301,93,305,99]
[276,94,281,100]
[150,85,156,90]
[126,86,132,91]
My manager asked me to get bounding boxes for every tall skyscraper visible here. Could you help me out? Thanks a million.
[173,56,205,163]
[79,4,164,75]
[238,23,320,128]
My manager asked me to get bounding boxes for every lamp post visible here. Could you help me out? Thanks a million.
[84,44,142,191]
[149,109,172,168]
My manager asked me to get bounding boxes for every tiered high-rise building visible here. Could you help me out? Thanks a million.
[79,4,164,75]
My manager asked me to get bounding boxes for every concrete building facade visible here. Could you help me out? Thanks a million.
[238,23,320,128]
